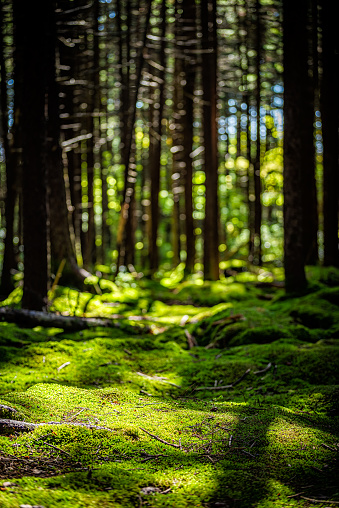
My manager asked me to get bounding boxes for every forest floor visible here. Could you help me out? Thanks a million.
[0,264,339,508]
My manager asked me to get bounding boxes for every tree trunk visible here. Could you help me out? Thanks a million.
[0,3,16,297]
[202,0,219,280]
[45,0,85,286]
[254,0,262,265]
[182,0,196,276]
[18,0,49,310]
[115,1,152,274]
[148,0,166,273]
[320,0,339,267]
[282,0,308,291]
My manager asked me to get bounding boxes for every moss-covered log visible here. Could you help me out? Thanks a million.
[0,307,115,331]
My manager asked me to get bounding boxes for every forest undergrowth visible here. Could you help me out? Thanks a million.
[0,265,339,508]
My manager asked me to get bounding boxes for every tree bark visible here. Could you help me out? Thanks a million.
[45,0,86,286]
[19,0,49,310]
[254,0,262,265]
[283,0,308,291]
[182,0,196,276]
[148,0,167,273]
[202,0,219,280]
[320,0,339,267]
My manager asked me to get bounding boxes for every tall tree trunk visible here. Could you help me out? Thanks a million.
[0,2,16,296]
[202,0,219,280]
[19,0,49,309]
[299,1,318,265]
[115,0,152,274]
[283,0,308,291]
[148,0,166,273]
[182,0,196,276]
[254,0,262,265]
[45,0,86,285]
[320,0,339,267]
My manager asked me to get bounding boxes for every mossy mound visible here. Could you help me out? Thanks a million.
[1,272,339,506]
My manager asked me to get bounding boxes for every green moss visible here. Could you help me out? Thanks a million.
[1,276,339,507]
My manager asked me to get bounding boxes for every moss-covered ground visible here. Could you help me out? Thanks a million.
[0,266,339,507]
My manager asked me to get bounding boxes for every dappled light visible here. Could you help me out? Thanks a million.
[0,0,338,506]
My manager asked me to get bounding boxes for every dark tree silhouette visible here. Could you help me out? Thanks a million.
[282,0,308,291]
[320,0,339,267]
[202,0,219,280]
[18,0,49,309]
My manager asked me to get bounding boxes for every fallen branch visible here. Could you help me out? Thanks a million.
[0,418,114,434]
[300,496,339,504]
[136,372,181,388]
[195,369,251,391]
[35,440,72,457]
[57,361,71,372]
[321,443,337,452]
[254,362,272,375]
[0,307,116,331]
[139,427,180,448]
[0,450,30,462]
[0,404,17,414]
[287,492,305,498]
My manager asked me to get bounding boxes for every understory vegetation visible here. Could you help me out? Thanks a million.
[0,266,339,507]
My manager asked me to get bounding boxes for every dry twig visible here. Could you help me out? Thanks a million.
[195,369,251,391]
[139,427,180,448]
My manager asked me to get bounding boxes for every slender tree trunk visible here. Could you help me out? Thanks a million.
[283,0,307,291]
[0,3,16,296]
[320,0,339,267]
[19,0,49,309]
[299,0,318,265]
[202,0,219,280]
[115,0,152,274]
[246,94,255,262]
[45,0,86,285]
[254,0,262,265]
[182,0,196,276]
[148,0,166,273]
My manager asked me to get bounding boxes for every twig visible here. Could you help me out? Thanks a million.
[135,403,164,408]
[140,390,154,396]
[136,372,181,388]
[160,487,172,494]
[321,443,337,452]
[254,362,272,375]
[66,408,86,421]
[287,492,305,498]
[57,361,71,372]
[140,453,168,462]
[0,404,17,413]
[0,450,30,462]
[241,450,255,458]
[139,427,180,448]
[195,369,251,391]
[300,496,339,504]
[217,425,232,432]
[35,440,72,457]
